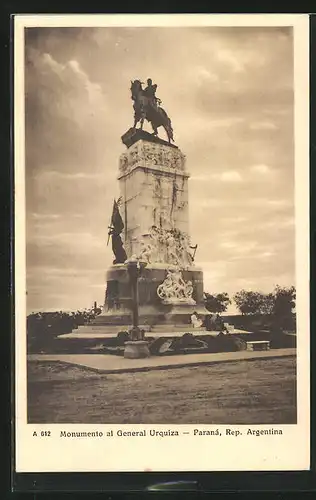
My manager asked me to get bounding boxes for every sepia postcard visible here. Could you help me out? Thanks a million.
[14,14,310,473]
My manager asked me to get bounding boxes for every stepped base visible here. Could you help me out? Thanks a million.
[93,301,209,328]
[58,325,209,340]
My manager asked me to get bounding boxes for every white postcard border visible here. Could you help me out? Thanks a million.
[14,14,310,473]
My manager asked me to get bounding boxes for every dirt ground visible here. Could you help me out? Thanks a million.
[27,356,296,424]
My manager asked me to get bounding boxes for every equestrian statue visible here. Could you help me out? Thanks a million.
[130,78,174,143]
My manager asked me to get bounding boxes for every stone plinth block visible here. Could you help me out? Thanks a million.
[118,138,191,264]
[95,264,132,326]
[163,302,209,325]
[124,340,150,359]
[121,128,178,149]
[93,263,208,328]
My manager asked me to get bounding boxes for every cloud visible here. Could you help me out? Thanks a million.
[29,231,105,249]
[267,199,293,208]
[261,216,295,229]
[250,164,272,174]
[34,170,105,181]
[191,169,243,183]
[235,277,256,286]
[31,213,61,220]
[39,52,104,105]
[68,59,103,100]
[216,48,246,73]
[219,170,243,182]
[250,120,278,130]
[27,265,101,278]
[257,251,276,259]
[190,174,210,182]
[191,66,220,85]
[25,47,109,180]
[220,239,258,255]
[221,216,249,224]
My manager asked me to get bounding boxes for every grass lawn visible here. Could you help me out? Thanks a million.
[27,356,296,424]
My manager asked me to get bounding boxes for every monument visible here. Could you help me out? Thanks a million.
[92,78,209,332]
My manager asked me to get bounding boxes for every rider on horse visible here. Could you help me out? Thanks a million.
[143,78,162,111]
[130,78,174,143]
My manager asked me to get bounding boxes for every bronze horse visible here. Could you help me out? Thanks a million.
[130,80,174,143]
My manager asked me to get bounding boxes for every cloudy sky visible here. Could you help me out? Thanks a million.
[24,25,295,313]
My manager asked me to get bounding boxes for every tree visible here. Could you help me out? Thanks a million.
[272,285,296,329]
[233,290,264,315]
[258,292,275,315]
[204,292,231,314]
[233,286,296,323]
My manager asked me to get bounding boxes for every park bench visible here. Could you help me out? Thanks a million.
[246,340,270,351]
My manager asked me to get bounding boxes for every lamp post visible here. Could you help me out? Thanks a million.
[124,257,150,358]
[127,258,141,340]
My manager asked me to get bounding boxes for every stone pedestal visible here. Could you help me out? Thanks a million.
[118,136,189,258]
[95,263,208,327]
[124,340,150,359]
[93,133,209,331]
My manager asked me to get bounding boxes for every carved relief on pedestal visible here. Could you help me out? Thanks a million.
[156,267,196,305]
[176,232,195,268]
[119,153,129,174]
[137,240,155,264]
[147,225,167,263]
[153,207,172,232]
[119,141,144,175]
[151,226,195,268]
[142,142,185,171]
[134,226,196,269]
[119,141,186,176]
[129,144,144,169]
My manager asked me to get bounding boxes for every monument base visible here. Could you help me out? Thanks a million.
[124,341,150,359]
[163,302,209,325]
[90,264,209,330]
[93,263,208,328]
